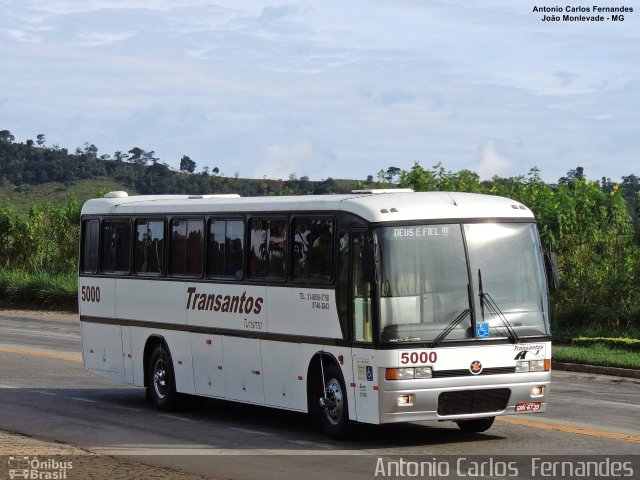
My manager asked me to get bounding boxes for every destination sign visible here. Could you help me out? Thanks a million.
[393,226,450,238]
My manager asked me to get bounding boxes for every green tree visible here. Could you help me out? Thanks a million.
[385,166,401,183]
[128,147,157,166]
[179,155,197,174]
[0,130,15,143]
[398,162,438,191]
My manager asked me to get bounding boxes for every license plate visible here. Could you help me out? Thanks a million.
[515,402,541,412]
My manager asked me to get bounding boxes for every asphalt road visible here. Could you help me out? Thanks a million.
[0,311,638,479]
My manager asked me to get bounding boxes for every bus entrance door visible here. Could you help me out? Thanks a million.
[351,350,379,423]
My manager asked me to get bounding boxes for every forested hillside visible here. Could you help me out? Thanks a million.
[0,130,353,200]
[2,129,639,220]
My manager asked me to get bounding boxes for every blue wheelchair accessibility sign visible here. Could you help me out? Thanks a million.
[476,322,490,338]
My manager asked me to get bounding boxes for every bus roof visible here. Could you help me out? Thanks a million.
[80,191,535,222]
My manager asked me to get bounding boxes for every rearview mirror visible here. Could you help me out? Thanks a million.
[544,250,560,291]
[362,237,378,284]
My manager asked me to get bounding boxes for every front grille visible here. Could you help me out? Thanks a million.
[437,388,511,416]
[432,367,516,378]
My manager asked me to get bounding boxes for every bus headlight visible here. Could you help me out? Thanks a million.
[385,368,414,380]
[397,368,415,380]
[529,360,545,371]
[516,359,550,372]
[386,366,433,380]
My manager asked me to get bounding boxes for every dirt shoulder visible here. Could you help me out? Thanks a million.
[0,308,78,323]
[0,430,208,479]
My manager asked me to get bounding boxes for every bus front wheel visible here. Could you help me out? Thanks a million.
[456,417,495,433]
[148,343,177,411]
[318,364,350,439]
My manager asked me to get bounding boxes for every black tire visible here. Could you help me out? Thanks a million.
[318,363,351,439]
[456,416,495,433]
[147,343,178,411]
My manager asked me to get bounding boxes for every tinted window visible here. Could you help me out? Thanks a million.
[292,217,333,281]
[101,220,131,273]
[81,219,99,273]
[249,218,286,279]
[135,219,165,275]
[170,218,204,276]
[207,219,244,279]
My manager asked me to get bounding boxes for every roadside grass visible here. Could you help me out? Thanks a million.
[0,269,77,307]
[553,343,640,370]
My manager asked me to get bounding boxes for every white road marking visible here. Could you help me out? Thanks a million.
[288,439,332,449]
[34,391,57,396]
[229,426,271,436]
[109,404,142,412]
[71,397,98,403]
[159,414,192,422]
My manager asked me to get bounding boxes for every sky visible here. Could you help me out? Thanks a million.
[1,0,639,183]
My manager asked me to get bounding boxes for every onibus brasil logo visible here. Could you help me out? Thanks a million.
[8,456,73,479]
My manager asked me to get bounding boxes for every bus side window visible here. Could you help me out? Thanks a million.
[249,219,268,277]
[81,219,99,273]
[208,219,244,279]
[292,217,333,282]
[268,220,286,278]
[352,232,372,342]
[100,220,130,274]
[170,218,203,276]
[248,218,286,279]
[225,220,244,279]
[135,219,165,275]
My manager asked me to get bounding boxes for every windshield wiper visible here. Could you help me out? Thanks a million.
[429,308,471,348]
[478,269,520,343]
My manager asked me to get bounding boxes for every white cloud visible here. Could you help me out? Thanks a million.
[1,29,40,42]
[255,139,336,180]
[474,140,519,180]
[74,31,137,46]
[588,114,614,121]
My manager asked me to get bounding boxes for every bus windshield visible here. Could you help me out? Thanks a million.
[377,223,549,344]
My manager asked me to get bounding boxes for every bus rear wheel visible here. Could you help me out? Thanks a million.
[456,417,495,433]
[318,364,350,439]
[148,344,177,411]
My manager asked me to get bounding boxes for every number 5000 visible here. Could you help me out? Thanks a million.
[400,351,437,365]
[81,285,101,303]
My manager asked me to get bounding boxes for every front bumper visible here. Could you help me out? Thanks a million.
[378,370,550,424]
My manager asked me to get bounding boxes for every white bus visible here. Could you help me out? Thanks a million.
[79,190,557,438]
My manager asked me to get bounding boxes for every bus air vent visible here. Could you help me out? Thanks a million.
[437,388,511,416]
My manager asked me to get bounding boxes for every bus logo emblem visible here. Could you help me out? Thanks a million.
[469,360,483,375]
